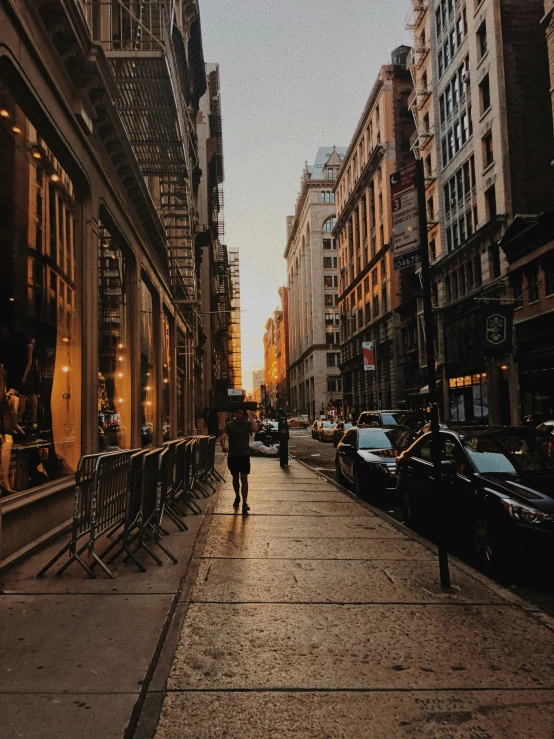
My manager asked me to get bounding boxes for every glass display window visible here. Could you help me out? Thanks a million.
[140,278,156,447]
[0,80,80,494]
[98,224,131,450]
[161,310,172,441]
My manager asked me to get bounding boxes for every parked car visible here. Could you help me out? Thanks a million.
[335,426,416,495]
[357,410,406,428]
[333,421,355,447]
[396,427,554,569]
[319,421,337,442]
[298,415,310,428]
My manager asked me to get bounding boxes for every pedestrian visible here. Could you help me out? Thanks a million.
[278,410,289,467]
[220,408,258,514]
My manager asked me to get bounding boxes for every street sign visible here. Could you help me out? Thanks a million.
[393,249,421,271]
[390,162,420,257]
[228,389,243,397]
[362,341,376,371]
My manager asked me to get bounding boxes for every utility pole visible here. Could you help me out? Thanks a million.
[415,158,451,590]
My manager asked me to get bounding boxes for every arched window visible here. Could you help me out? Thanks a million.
[323,217,336,232]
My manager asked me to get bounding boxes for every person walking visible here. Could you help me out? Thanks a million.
[220,408,258,514]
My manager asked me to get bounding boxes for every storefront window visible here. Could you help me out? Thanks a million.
[449,373,488,423]
[0,81,80,493]
[140,279,156,446]
[98,225,130,449]
[176,328,186,437]
[161,311,172,441]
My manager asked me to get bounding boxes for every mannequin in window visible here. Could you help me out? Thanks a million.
[18,335,39,432]
[0,364,15,494]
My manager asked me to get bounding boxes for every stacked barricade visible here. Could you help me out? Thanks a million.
[37,435,221,579]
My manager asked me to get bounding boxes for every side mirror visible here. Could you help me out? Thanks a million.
[441,460,457,478]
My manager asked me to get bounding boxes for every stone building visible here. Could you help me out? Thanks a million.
[409,0,554,425]
[334,49,416,420]
[285,148,346,419]
[0,0,227,564]
[263,288,289,413]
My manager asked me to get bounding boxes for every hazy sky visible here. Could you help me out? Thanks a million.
[199,0,412,392]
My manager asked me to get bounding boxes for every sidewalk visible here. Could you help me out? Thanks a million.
[2,457,554,738]
[152,457,554,739]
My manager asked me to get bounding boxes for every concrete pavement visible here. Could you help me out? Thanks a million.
[154,457,554,739]
[1,455,554,737]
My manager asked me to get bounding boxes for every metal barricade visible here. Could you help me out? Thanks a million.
[163,440,188,531]
[87,450,133,578]
[37,452,110,578]
[191,436,212,496]
[206,435,225,483]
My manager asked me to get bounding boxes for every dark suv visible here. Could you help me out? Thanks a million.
[396,427,554,569]
[357,410,405,428]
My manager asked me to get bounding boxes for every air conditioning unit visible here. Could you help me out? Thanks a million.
[462,70,470,85]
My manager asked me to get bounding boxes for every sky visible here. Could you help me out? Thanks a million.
[199,0,412,392]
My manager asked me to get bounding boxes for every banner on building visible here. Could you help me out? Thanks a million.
[479,303,514,354]
[390,162,420,258]
[362,341,376,371]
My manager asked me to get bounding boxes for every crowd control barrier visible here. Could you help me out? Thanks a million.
[36,434,220,579]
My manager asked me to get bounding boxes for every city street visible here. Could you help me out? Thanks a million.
[289,428,554,619]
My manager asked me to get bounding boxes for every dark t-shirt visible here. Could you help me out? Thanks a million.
[224,420,251,457]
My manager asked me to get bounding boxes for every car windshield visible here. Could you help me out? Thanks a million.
[381,413,401,425]
[462,431,554,474]
[323,422,336,428]
[357,428,410,450]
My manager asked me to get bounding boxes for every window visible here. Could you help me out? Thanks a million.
[323,217,336,232]
[363,276,369,294]
[324,275,333,288]
[328,168,334,181]
[325,294,334,306]
[381,287,388,313]
[485,184,497,220]
[527,263,539,302]
[323,238,333,249]
[474,255,482,287]
[482,131,493,167]
[489,244,501,279]
[98,225,131,450]
[466,260,474,291]
[323,257,333,269]
[373,294,380,317]
[480,74,491,114]
[140,279,156,446]
[325,313,334,325]
[371,269,377,286]
[436,7,442,36]
[326,353,337,367]
[0,84,80,493]
[477,21,488,58]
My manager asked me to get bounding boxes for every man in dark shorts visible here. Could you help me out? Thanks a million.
[220,409,258,514]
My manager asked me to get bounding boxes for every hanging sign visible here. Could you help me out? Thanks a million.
[390,162,420,258]
[479,304,514,354]
[362,341,376,371]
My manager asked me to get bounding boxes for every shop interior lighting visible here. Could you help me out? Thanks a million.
[0,109,10,118]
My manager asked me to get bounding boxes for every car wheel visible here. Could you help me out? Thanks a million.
[473,516,500,571]
[400,489,416,525]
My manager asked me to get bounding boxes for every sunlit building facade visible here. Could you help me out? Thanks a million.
[286,148,346,419]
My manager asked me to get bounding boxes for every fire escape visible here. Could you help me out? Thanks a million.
[80,0,198,306]
[407,0,431,160]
